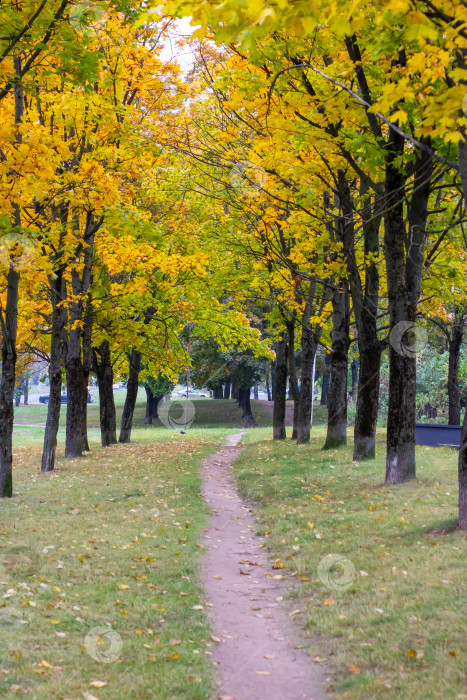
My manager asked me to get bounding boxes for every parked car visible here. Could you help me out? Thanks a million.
[113,382,126,390]
[39,390,93,404]
[176,389,206,397]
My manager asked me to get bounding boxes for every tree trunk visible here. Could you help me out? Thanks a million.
[323,286,350,450]
[320,366,330,406]
[273,334,288,440]
[80,295,93,452]
[270,361,276,401]
[213,385,223,399]
[41,272,65,472]
[64,216,95,459]
[296,281,328,444]
[265,368,272,401]
[459,406,467,529]
[448,321,463,425]
[23,375,28,405]
[119,349,141,443]
[239,387,257,427]
[338,169,383,461]
[287,320,300,440]
[254,382,259,400]
[350,360,358,399]
[231,382,238,400]
[353,347,381,461]
[0,59,22,497]
[0,267,20,497]
[92,341,116,447]
[384,132,432,484]
[223,380,231,399]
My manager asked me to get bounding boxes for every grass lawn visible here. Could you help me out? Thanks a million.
[0,426,235,700]
[235,427,466,699]
[4,396,465,699]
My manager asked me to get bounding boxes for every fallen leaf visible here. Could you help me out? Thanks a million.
[349,664,361,674]
[324,598,335,605]
[90,681,108,688]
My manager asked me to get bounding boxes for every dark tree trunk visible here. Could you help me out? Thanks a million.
[41,271,65,472]
[254,382,259,400]
[353,348,381,461]
[350,360,358,399]
[0,267,20,497]
[231,382,238,400]
[213,385,223,399]
[448,321,464,425]
[459,407,467,529]
[15,393,21,407]
[270,361,276,401]
[273,334,288,440]
[338,169,383,461]
[287,320,300,440]
[239,387,257,427]
[265,368,272,401]
[323,286,350,450]
[119,349,141,443]
[23,376,28,405]
[320,363,330,406]
[223,380,231,400]
[144,386,163,424]
[92,341,117,447]
[296,281,329,444]
[0,59,22,497]
[64,215,96,459]
[384,133,433,484]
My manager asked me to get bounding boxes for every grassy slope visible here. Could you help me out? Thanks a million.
[235,426,466,700]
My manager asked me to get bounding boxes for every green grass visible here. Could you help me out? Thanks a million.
[13,394,276,436]
[7,397,464,699]
[0,428,235,700]
[234,427,467,700]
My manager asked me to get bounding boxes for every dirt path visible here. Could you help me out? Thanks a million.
[201,434,325,700]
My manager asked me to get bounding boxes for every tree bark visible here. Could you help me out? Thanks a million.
[320,363,330,406]
[350,360,358,399]
[23,375,28,405]
[253,382,259,400]
[323,286,350,449]
[231,382,238,400]
[265,368,271,401]
[41,271,66,471]
[0,266,20,497]
[64,213,97,458]
[223,380,231,399]
[270,361,276,401]
[0,57,22,497]
[338,170,383,461]
[384,134,433,484]
[296,281,328,444]
[273,334,288,440]
[448,319,464,425]
[92,341,117,447]
[119,349,141,443]
[239,387,257,427]
[459,406,467,529]
[287,320,300,440]
[353,348,381,460]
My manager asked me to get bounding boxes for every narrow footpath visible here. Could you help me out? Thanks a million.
[201,433,325,700]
